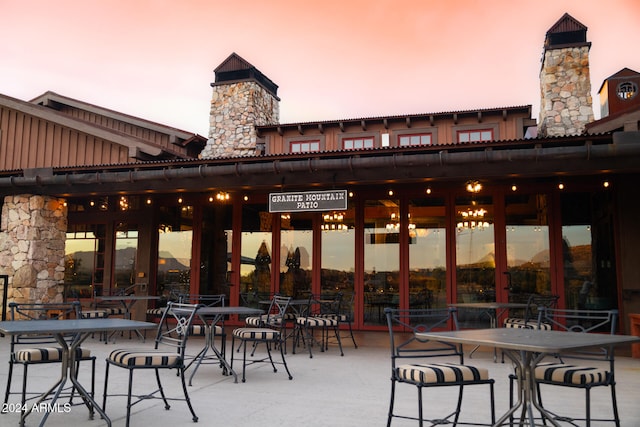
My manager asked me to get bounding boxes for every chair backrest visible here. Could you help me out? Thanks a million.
[155,301,201,354]
[537,307,618,360]
[179,294,225,307]
[315,292,343,316]
[521,293,559,322]
[8,301,81,346]
[264,295,291,325]
[385,307,462,368]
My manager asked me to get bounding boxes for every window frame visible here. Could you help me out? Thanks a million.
[284,135,325,154]
[340,133,377,150]
[452,123,499,144]
[290,139,321,153]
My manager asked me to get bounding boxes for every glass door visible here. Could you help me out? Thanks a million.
[455,195,495,328]
[363,198,400,326]
[505,193,551,303]
[279,213,313,298]
[408,197,447,309]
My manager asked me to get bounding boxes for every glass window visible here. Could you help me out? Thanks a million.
[321,207,355,304]
[455,195,495,328]
[559,192,617,311]
[114,223,139,293]
[457,129,494,143]
[240,204,272,307]
[157,207,192,298]
[343,137,374,150]
[280,213,313,298]
[505,194,551,299]
[399,134,432,146]
[199,204,233,297]
[364,198,400,326]
[408,198,446,309]
[64,224,106,299]
[617,81,638,100]
[291,140,320,153]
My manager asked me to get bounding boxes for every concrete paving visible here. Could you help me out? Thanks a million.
[0,330,638,426]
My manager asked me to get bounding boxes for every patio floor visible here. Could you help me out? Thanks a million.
[0,330,638,426]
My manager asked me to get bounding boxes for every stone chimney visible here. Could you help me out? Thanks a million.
[539,13,594,137]
[201,53,280,158]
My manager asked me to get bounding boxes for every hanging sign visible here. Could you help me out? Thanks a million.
[269,190,347,213]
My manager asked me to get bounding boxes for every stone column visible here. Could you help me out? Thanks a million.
[0,194,67,304]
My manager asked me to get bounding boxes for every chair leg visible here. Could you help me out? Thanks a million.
[155,368,170,410]
[453,385,464,426]
[585,387,591,427]
[387,380,396,427]
[417,386,424,427]
[332,325,344,356]
[179,368,198,422]
[489,382,496,425]
[610,383,621,427]
[278,340,293,380]
[3,360,14,408]
[126,370,134,427]
[102,362,110,414]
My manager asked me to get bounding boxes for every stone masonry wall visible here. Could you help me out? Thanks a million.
[202,81,279,158]
[539,46,594,137]
[0,195,67,304]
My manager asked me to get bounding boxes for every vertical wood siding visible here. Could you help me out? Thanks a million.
[58,105,187,156]
[0,106,131,170]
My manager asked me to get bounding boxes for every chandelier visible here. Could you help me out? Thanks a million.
[385,213,416,233]
[457,207,490,231]
[322,212,349,231]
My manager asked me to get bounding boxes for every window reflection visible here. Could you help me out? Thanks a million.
[364,199,399,325]
[240,204,272,307]
[505,194,551,298]
[321,207,355,304]
[456,196,495,308]
[409,198,446,309]
[157,207,192,298]
[280,213,312,298]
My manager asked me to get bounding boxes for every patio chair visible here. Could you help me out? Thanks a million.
[315,292,358,349]
[102,302,200,427]
[509,307,619,427]
[231,295,293,382]
[503,293,559,329]
[294,293,344,358]
[385,307,495,427]
[2,301,96,425]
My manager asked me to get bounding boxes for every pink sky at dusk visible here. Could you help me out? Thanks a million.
[2,0,640,137]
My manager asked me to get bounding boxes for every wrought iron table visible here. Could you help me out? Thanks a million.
[449,302,529,361]
[186,306,263,384]
[97,295,159,341]
[415,327,640,426]
[0,318,157,427]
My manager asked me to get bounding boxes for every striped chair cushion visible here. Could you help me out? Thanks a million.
[316,313,348,322]
[245,316,285,327]
[146,307,166,316]
[108,349,181,368]
[103,307,125,316]
[187,324,224,336]
[16,347,92,363]
[503,318,552,330]
[81,309,109,319]
[233,327,280,341]
[296,316,338,327]
[535,362,610,385]
[396,362,490,384]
